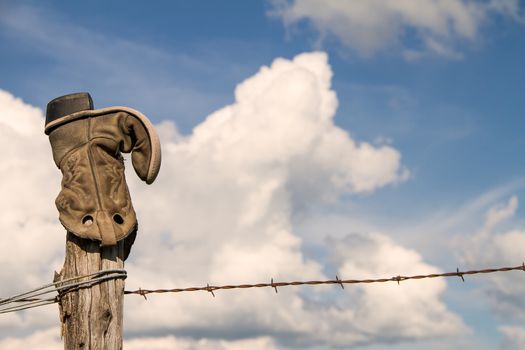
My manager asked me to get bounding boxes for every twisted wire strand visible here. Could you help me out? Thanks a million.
[0,299,58,314]
[0,269,127,314]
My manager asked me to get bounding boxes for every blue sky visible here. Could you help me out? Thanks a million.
[3,0,525,202]
[1,1,525,349]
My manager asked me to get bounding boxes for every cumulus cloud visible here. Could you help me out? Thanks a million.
[324,233,467,345]
[458,196,525,347]
[461,196,523,269]
[0,90,64,336]
[270,0,524,59]
[0,52,460,348]
[122,51,416,347]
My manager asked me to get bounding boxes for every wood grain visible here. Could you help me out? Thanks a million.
[55,232,125,350]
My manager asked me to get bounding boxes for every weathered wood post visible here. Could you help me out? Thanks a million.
[55,233,127,349]
[45,93,161,349]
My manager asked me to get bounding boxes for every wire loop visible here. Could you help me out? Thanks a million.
[0,269,127,314]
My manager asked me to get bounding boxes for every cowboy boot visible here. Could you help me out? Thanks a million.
[45,92,161,248]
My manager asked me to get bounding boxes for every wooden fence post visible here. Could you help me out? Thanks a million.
[55,232,126,350]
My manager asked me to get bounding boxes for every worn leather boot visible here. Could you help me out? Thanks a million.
[45,92,161,247]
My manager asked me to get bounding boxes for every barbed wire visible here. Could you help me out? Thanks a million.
[1,264,523,314]
[125,263,525,298]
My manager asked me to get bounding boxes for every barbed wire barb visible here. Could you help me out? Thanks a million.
[457,268,465,282]
[271,278,278,293]
[206,283,215,297]
[138,288,148,300]
[335,275,344,289]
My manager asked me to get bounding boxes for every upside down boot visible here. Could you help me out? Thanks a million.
[45,92,161,249]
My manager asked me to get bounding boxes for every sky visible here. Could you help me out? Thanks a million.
[1,0,525,349]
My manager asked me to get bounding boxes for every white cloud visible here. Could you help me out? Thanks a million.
[0,328,280,350]
[295,183,525,348]
[126,335,280,350]
[0,90,63,300]
[0,52,461,348]
[0,92,65,343]
[326,233,467,343]
[500,325,525,350]
[483,195,518,232]
[123,51,416,347]
[271,0,524,59]
[461,195,523,267]
[457,196,525,332]
[0,328,61,350]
